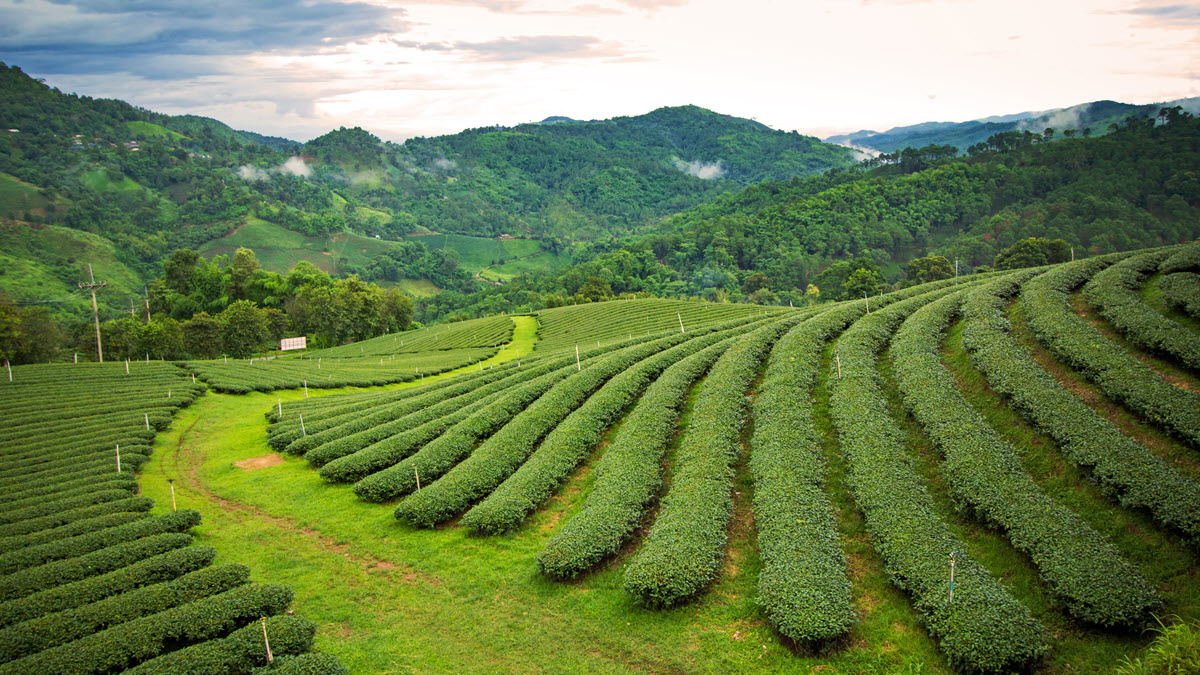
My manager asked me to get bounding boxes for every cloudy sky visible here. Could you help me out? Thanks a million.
[2,0,1198,143]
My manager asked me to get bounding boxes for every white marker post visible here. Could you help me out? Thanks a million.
[168,479,177,511]
[262,617,273,664]
[948,552,956,604]
[678,313,685,334]
[865,293,870,314]
[5,360,9,382]
[303,379,308,398]
[145,413,150,431]
[299,413,306,438]
[116,443,121,473]
[125,359,129,374]
[835,348,842,379]
[415,467,421,491]
[277,397,282,418]
[575,343,580,371]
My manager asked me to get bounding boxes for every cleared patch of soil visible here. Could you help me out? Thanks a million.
[233,453,286,470]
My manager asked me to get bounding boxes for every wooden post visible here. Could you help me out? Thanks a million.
[678,313,685,334]
[262,617,273,664]
[304,379,308,397]
[299,413,306,437]
[5,360,9,382]
[167,389,171,399]
[415,467,421,491]
[192,373,196,384]
[278,397,282,418]
[575,343,580,371]
[145,412,150,431]
[116,443,121,473]
[835,349,842,379]
[865,294,870,314]
[168,479,177,511]
[125,360,129,374]
[74,352,77,364]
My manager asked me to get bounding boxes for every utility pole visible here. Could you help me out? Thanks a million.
[79,264,106,362]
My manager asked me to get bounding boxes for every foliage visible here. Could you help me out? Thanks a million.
[961,271,1200,549]
[1020,253,1200,447]
[623,318,795,607]
[829,283,1048,672]
[1116,616,1200,675]
[1083,245,1200,370]
[893,289,1161,627]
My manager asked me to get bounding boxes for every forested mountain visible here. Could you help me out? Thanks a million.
[417,110,1199,320]
[0,62,857,326]
[290,104,860,241]
[828,97,1200,154]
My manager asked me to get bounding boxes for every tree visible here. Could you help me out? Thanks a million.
[805,283,820,306]
[577,277,613,302]
[220,300,268,357]
[905,255,953,285]
[742,272,771,295]
[227,247,262,302]
[183,312,222,359]
[843,267,882,298]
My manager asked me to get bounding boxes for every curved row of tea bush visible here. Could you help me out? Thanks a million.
[269,367,503,451]
[963,273,1200,549]
[0,583,293,674]
[307,314,515,359]
[461,326,748,535]
[1082,246,1200,370]
[1160,272,1200,321]
[396,334,697,527]
[188,347,495,394]
[346,332,684,500]
[893,290,1161,628]
[534,297,782,351]
[0,563,250,663]
[535,338,734,579]
[0,509,201,575]
[622,318,796,608]
[351,354,607,501]
[749,303,864,643]
[829,284,1048,673]
[1021,255,1200,448]
[0,545,217,629]
[121,613,323,675]
[300,355,577,468]
[0,361,344,673]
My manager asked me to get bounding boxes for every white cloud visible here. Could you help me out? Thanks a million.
[672,157,724,179]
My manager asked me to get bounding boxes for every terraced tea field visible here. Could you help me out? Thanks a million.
[3,251,1198,673]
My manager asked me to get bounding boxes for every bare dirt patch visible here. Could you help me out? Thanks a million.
[232,453,286,470]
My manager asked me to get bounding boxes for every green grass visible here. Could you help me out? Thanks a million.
[0,220,146,322]
[482,251,572,283]
[0,171,50,218]
[80,169,142,192]
[198,217,401,276]
[125,121,187,141]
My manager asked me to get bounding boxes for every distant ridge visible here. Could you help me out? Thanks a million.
[826,97,1200,153]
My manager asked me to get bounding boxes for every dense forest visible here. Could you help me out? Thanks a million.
[412,110,1199,319]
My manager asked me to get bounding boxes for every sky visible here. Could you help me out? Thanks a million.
[1,0,1199,143]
